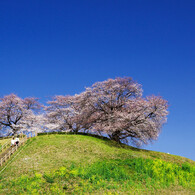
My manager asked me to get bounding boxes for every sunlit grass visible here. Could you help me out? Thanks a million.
[0,134,194,194]
[0,138,12,154]
[0,138,11,146]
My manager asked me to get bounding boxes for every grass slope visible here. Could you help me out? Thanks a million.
[0,138,11,146]
[0,134,194,194]
[0,138,11,148]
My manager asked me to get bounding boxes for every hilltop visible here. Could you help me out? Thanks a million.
[0,134,194,194]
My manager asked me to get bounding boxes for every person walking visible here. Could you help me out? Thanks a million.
[11,137,15,147]
[15,136,20,146]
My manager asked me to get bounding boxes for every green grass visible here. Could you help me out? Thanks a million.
[0,134,194,194]
[0,138,11,146]
[0,138,11,154]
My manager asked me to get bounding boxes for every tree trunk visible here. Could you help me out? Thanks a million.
[110,130,121,143]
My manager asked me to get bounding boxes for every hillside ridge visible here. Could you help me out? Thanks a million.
[0,134,194,194]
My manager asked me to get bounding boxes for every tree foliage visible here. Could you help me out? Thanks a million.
[45,95,82,133]
[0,94,41,135]
[45,77,168,146]
[0,77,168,146]
[74,77,168,145]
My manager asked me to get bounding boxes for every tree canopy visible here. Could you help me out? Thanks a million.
[0,77,168,146]
[46,77,168,146]
[0,94,41,135]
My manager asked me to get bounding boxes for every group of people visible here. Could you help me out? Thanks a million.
[11,136,20,146]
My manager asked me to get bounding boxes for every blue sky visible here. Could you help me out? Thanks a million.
[0,0,195,160]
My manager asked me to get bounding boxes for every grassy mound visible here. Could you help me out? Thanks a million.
[0,134,194,194]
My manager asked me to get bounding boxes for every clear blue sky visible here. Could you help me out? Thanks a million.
[0,0,195,160]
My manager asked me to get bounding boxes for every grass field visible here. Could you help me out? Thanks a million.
[0,138,11,146]
[0,134,194,194]
[0,138,11,154]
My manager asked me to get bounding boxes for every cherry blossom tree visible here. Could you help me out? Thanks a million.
[20,113,47,134]
[46,95,83,133]
[0,94,41,135]
[77,77,168,146]
[0,78,168,146]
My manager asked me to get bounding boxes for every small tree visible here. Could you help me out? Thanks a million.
[0,94,41,135]
[77,77,168,146]
[46,95,83,133]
